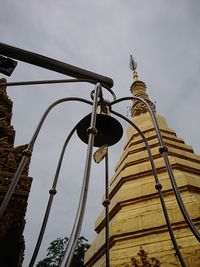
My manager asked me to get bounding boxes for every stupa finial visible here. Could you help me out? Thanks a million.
[129,55,138,81]
[129,55,156,116]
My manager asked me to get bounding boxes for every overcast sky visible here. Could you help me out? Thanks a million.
[1,1,200,266]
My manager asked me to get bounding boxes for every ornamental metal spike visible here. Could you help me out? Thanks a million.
[129,55,138,81]
[129,55,137,71]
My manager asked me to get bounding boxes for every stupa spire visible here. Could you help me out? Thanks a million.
[85,59,200,267]
[129,55,156,116]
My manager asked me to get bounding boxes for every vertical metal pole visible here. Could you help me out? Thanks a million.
[60,83,101,267]
[104,151,110,267]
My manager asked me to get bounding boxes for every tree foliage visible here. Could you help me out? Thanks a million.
[131,247,161,267]
[125,247,161,267]
[36,236,90,267]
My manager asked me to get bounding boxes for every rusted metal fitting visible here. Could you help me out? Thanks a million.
[49,188,57,195]
[22,149,32,157]
[86,126,98,136]
[155,183,163,190]
[159,146,168,154]
[102,199,111,207]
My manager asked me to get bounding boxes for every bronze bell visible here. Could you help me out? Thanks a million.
[76,113,123,147]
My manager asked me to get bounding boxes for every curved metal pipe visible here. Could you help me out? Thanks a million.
[111,97,200,242]
[0,97,93,220]
[60,83,101,267]
[29,124,78,267]
[111,110,187,267]
[0,78,116,101]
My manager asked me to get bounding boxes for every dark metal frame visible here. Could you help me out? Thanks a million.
[0,42,113,88]
[0,43,199,267]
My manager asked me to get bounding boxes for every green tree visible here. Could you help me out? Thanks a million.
[36,236,90,267]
